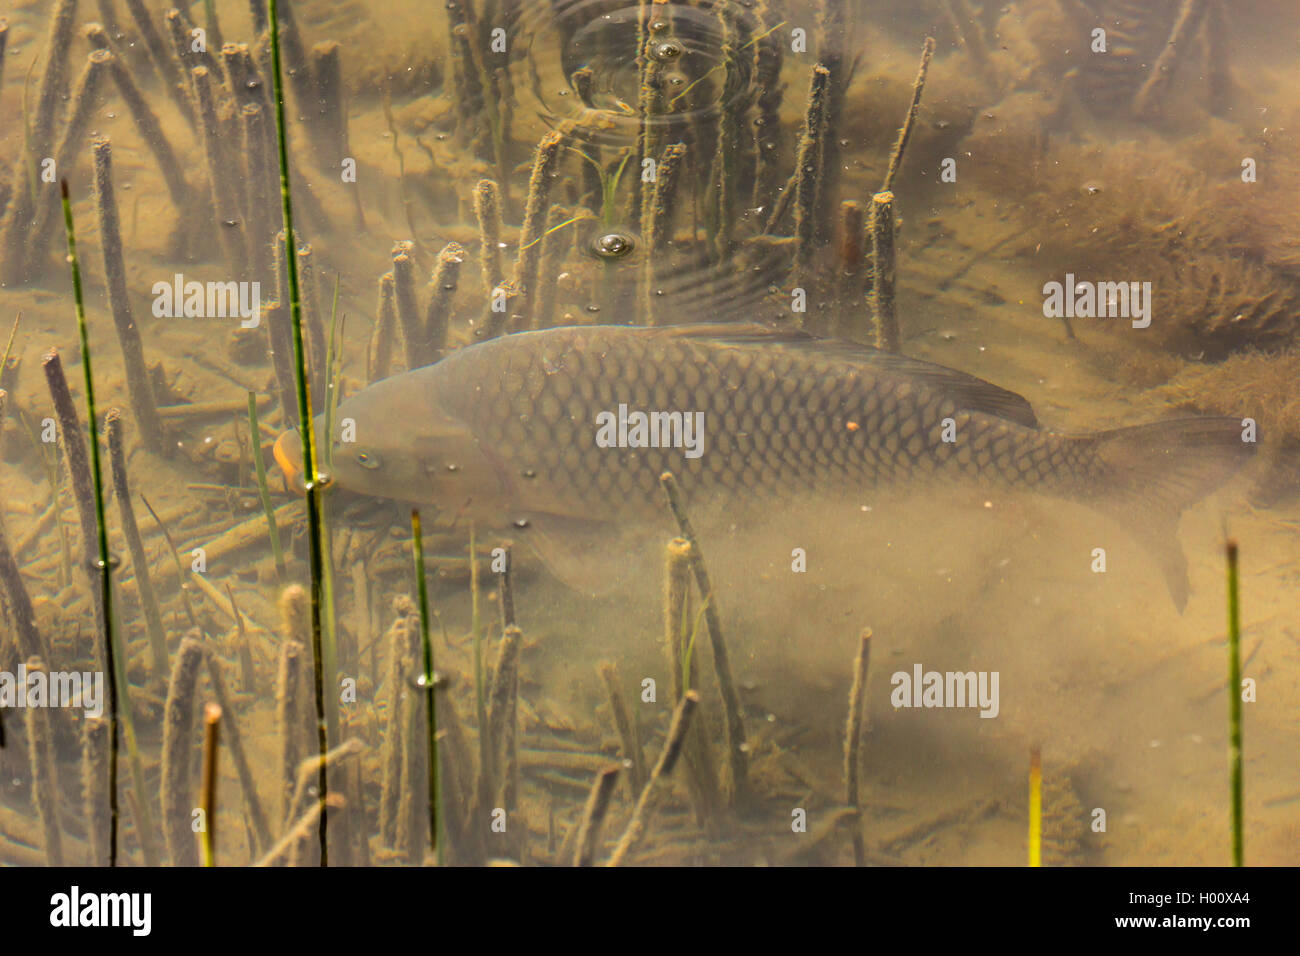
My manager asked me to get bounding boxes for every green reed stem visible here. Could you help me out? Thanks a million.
[60,179,131,867]
[318,276,344,748]
[323,275,342,473]
[59,178,116,857]
[267,0,330,866]
[247,392,286,583]
[1226,538,1243,867]
[1,311,19,373]
[411,510,444,866]
[470,522,488,783]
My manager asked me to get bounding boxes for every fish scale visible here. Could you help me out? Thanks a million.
[433,325,1094,516]
[276,324,1252,606]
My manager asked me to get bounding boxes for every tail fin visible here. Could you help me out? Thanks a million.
[1080,417,1255,611]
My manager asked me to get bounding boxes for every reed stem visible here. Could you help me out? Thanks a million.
[844,629,871,866]
[201,649,274,854]
[81,716,110,865]
[598,660,646,798]
[392,240,427,369]
[105,408,167,674]
[573,766,620,866]
[426,243,465,362]
[0,510,44,661]
[25,658,64,865]
[369,272,397,380]
[869,191,899,352]
[882,37,935,193]
[513,131,564,328]
[607,691,698,867]
[267,0,330,865]
[473,179,505,298]
[92,139,164,452]
[1133,0,1209,119]
[200,703,221,867]
[1029,745,1042,867]
[411,510,445,864]
[161,636,205,866]
[659,472,749,807]
[793,64,831,274]
[1226,539,1243,866]
[59,179,133,867]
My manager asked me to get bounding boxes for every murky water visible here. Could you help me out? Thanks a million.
[0,0,1297,867]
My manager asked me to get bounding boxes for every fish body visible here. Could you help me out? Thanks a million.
[276,324,1253,606]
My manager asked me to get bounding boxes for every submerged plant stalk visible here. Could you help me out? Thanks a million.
[793,64,831,274]
[200,703,222,867]
[844,629,871,866]
[59,180,130,867]
[513,131,564,327]
[869,191,898,352]
[659,472,749,807]
[267,0,331,866]
[93,139,165,452]
[1028,745,1042,867]
[411,510,443,865]
[162,637,205,867]
[105,409,167,674]
[607,691,699,867]
[573,766,620,867]
[882,37,935,193]
[81,716,110,866]
[1226,539,1243,867]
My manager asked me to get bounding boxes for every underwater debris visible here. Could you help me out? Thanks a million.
[573,765,620,866]
[105,408,167,675]
[607,690,698,867]
[868,191,898,352]
[92,139,165,453]
[844,629,872,866]
[161,636,204,867]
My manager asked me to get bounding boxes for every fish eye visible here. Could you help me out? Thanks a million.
[356,450,382,470]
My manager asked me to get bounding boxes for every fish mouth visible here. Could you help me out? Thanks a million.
[273,430,304,492]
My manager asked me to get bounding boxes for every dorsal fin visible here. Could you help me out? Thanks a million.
[654,323,1040,428]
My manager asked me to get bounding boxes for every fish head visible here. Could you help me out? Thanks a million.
[272,371,508,518]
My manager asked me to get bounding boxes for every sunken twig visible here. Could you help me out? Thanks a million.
[659,472,750,806]
[607,691,699,866]
[844,629,872,866]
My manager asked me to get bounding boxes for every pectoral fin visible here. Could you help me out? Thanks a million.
[512,511,646,596]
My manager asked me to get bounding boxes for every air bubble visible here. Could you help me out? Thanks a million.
[650,40,683,62]
[593,232,635,258]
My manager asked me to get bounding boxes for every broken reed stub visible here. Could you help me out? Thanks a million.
[869,191,899,353]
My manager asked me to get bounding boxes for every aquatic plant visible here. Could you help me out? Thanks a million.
[410,509,444,865]
[1225,539,1243,867]
[267,0,332,865]
[58,178,131,867]
[1028,745,1042,868]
